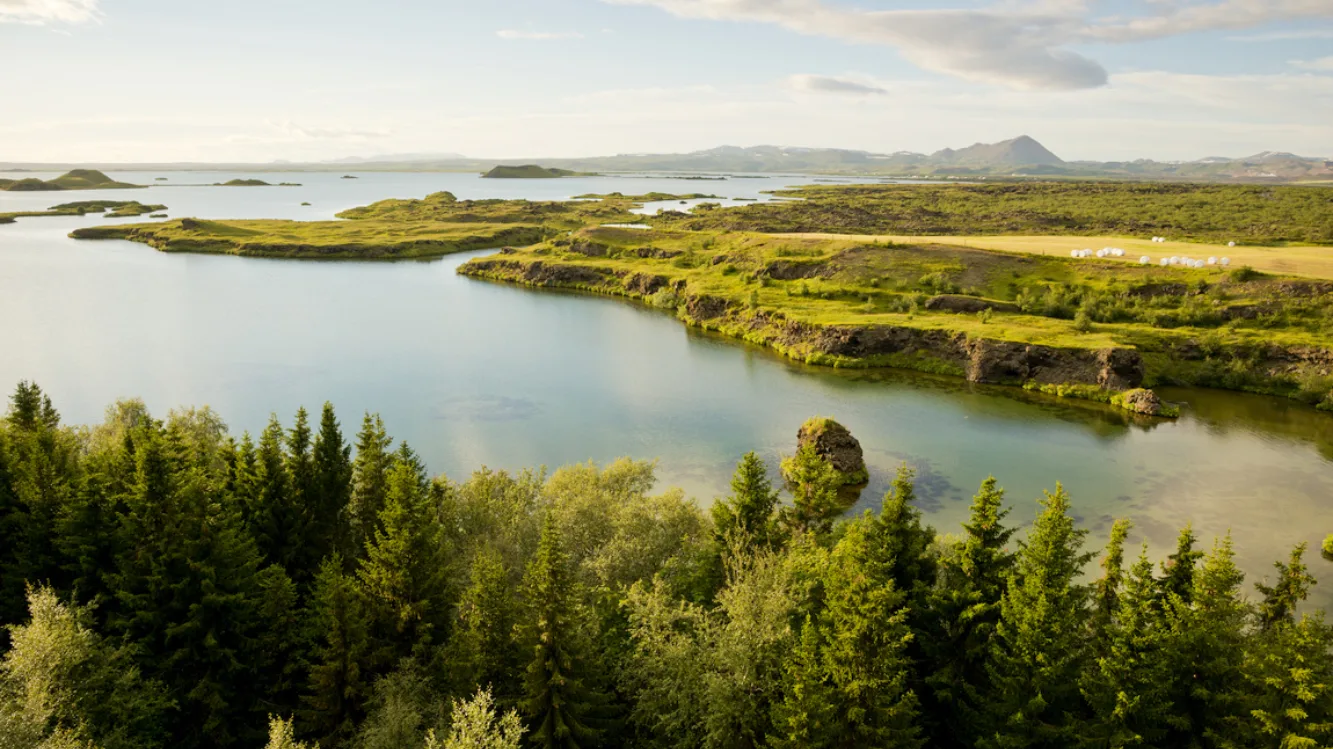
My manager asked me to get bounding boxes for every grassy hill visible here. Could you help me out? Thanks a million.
[1,200,166,224]
[0,169,143,191]
[482,165,591,179]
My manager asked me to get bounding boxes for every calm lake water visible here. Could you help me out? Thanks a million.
[2,171,1330,605]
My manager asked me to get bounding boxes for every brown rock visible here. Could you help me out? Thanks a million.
[1119,388,1163,415]
[797,417,868,484]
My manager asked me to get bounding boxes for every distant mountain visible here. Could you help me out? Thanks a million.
[930,135,1064,167]
[2,138,1328,182]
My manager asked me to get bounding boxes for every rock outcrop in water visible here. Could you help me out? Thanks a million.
[797,418,868,486]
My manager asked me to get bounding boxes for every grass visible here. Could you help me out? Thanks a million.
[652,182,1333,245]
[0,169,143,192]
[482,165,593,179]
[1,200,166,224]
[782,233,1333,279]
[572,192,723,201]
[71,218,547,260]
[69,181,1333,404]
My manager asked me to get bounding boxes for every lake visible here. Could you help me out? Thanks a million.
[2,170,1330,605]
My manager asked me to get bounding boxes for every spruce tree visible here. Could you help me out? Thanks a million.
[770,617,838,749]
[1159,525,1204,606]
[521,512,603,749]
[1165,534,1250,747]
[1079,549,1175,747]
[923,477,1016,749]
[713,452,780,550]
[452,545,523,705]
[349,413,393,558]
[820,516,924,748]
[252,414,304,574]
[311,403,353,566]
[1240,612,1333,748]
[1091,519,1132,637]
[356,451,452,668]
[982,484,1093,749]
[778,444,843,537]
[302,554,372,747]
[1255,543,1317,630]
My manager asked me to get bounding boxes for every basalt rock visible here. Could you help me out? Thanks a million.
[624,272,670,295]
[797,417,868,485]
[1118,388,1163,416]
[683,294,731,321]
[569,240,609,257]
[924,294,1019,314]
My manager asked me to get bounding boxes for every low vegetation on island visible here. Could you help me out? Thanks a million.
[482,164,595,179]
[0,169,143,191]
[0,381,1329,749]
[0,200,167,224]
[72,181,1333,409]
[215,178,303,187]
[70,191,637,259]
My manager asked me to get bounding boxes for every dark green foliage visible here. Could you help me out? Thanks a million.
[982,484,1094,749]
[778,444,844,537]
[1,389,1331,749]
[521,512,605,749]
[1256,543,1318,630]
[922,477,1016,749]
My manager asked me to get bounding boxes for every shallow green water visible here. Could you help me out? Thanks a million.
[2,171,1330,605]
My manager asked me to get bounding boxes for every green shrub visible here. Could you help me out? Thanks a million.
[1073,309,1093,333]
[1323,534,1333,562]
[1229,265,1263,283]
[648,288,681,310]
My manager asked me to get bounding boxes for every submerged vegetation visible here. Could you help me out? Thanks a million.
[0,382,1329,749]
[0,169,143,191]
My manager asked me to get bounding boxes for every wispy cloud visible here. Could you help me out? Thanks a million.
[600,0,1333,91]
[1291,56,1333,71]
[0,0,100,24]
[1229,28,1333,41]
[496,29,584,40]
[225,121,392,145]
[786,74,887,96]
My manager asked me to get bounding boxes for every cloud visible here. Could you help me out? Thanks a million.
[601,0,1333,90]
[0,0,99,24]
[1291,56,1333,71]
[786,74,887,96]
[496,29,583,40]
[224,121,392,145]
[1229,28,1333,41]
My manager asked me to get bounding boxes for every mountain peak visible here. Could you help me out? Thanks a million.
[930,136,1063,166]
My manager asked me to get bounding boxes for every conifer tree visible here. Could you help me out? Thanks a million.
[349,413,393,558]
[521,512,603,749]
[302,554,372,747]
[820,516,924,748]
[252,414,304,574]
[311,402,353,565]
[1080,549,1176,747]
[1239,612,1333,748]
[1165,534,1251,747]
[982,484,1093,749]
[770,617,838,749]
[1091,519,1132,637]
[452,545,523,705]
[1256,543,1317,630]
[713,452,780,550]
[356,451,452,668]
[923,477,1016,749]
[1159,525,1204,606]
[778,444,843,537]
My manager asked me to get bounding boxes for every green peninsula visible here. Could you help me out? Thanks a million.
[72,182,1333,408]
[1,200,167,224]
[482,164,594,179]
[71,190,636,259]
[215,178,302,187]
[0,169,143,191]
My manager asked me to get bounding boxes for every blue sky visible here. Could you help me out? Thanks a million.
[2,0,1331,162]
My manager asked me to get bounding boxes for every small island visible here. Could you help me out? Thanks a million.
[0,169,143,192]
[1,199,167,224]
[482,164,595,179]
[214,179,303,187]
[341,175,358,179]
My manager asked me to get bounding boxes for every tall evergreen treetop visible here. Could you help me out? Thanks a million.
[1256,543,1317,630]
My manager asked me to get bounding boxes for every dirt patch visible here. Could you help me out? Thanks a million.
[924,295,1019,314]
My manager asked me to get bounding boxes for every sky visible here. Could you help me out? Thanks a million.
[1,0,1331,163]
